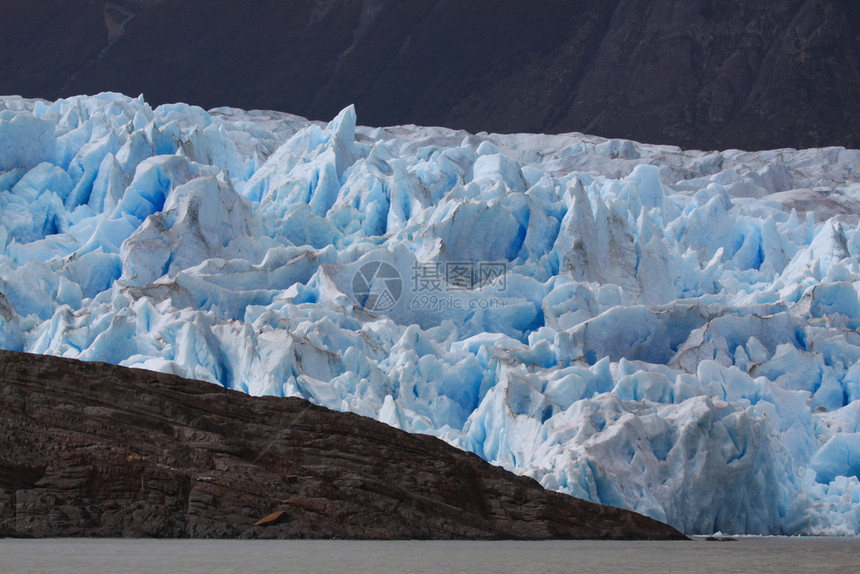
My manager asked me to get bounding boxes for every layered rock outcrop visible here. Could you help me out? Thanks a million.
[0,351,685,539]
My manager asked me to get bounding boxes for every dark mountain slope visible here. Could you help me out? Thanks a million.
[0,350,686,539]
[1,0,857,150]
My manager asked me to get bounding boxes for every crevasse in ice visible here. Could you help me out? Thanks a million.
[2,92,860,534]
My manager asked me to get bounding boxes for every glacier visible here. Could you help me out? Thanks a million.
[2,92,860,535]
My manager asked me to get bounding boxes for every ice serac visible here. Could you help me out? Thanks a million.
[1,93,860,535]
[0,350,686,540]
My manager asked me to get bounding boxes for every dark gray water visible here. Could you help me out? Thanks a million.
[2,537,859,573]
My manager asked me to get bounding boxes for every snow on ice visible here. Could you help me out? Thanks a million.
[2,92,860,535]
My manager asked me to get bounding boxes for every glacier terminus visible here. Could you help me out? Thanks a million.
[2,92,860,535]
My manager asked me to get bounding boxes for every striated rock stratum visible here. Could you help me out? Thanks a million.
[0,351,685,540]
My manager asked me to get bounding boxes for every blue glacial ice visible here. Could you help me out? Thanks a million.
[3,92,860,534]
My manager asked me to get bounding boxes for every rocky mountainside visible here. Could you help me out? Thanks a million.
[0,351,685,539]
[1,0,857,151]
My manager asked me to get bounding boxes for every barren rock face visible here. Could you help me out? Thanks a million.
[0,350,685,540]
[1,0,857,151]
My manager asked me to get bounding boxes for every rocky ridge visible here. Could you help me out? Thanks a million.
[0,350,685,539]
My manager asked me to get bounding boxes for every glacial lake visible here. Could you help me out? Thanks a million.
[2,537,859,573]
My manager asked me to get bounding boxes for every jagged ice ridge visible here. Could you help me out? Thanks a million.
[2,93,860,535]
